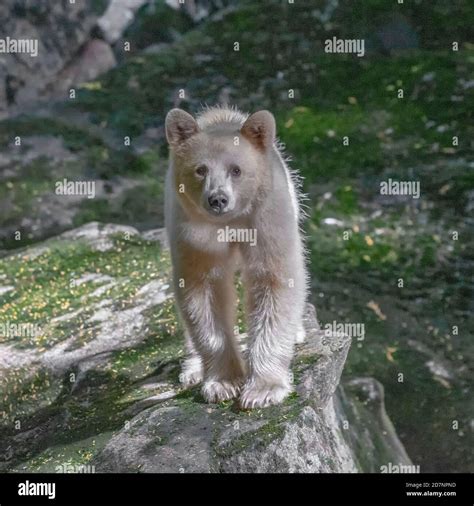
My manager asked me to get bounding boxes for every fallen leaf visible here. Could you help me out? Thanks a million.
[367,300,387,320]
[433,377,451,389]
[438,183,451,195]
[386,346,397,362]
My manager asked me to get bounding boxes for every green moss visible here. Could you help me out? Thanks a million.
[0,176,51,227]
[0,233,170,347]
[123,0,194,51]
[0,368,62,427]
[174,387,204,407]
[111,301,184,381]
[13,431,113,473]
[212,391,303,462]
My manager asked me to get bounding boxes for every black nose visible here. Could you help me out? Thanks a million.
[208,193,228,212]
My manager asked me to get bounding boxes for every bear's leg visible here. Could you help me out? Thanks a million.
[295,323,306,344]
[240,271,305,408]
[175,260,245,402]
[179,329,204,387]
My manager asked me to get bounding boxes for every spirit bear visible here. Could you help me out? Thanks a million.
[164,106,308,408]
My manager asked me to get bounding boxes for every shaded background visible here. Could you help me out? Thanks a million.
[0,0,473,472]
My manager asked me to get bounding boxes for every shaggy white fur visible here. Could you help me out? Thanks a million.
[165,106,308,408]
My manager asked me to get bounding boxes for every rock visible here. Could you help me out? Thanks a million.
[338,378,413,472]
[141,227,169,247]
[58,221,141,251]
[0,0,106,117]
[91,287,410,473]
[92,317,411,472]
[122,0,238,54]
[0,223,176,470]
[0,223,412,473]
[97,0,149,44]
[55,39,117,92]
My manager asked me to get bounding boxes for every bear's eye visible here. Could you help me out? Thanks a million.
[230,164,241,177]
[195,164,208,177]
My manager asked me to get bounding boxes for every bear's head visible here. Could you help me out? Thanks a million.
[165,108,276,222]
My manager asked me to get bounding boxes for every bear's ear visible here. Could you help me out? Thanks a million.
[165,109,198,146]
[240,110,276,151]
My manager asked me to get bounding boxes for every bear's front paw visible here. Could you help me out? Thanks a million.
[180,358,204,388]
[201,379,242,403]
[239,381,292,409]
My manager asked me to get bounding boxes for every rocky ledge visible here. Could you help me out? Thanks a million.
[93,304,412,473]
[0,223,411,473]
